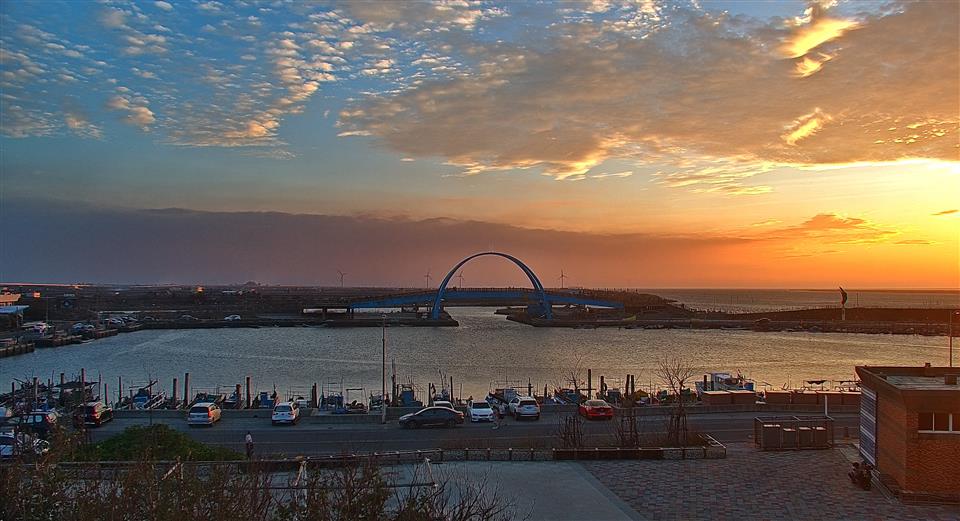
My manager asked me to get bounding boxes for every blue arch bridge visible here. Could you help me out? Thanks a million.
[346,252,624,320]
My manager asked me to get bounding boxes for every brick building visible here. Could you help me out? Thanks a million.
[856,365,960,503]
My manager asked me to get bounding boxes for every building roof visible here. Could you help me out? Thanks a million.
[856,365,960,409]
[885,375,960,392]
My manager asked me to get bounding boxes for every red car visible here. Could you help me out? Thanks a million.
[578,399,614,420]
[72,402,113,427]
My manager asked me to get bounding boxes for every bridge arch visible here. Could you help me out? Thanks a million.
[430,252,552,319]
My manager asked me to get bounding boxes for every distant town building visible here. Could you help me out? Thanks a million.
[856,365,960,504]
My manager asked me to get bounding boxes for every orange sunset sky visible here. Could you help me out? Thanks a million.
[0,1,957,287]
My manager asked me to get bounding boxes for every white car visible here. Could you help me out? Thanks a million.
[432,400,455,410]
[467,401,495,422]
[224,315,241,321]
[271,402,300,425]
[508,396,541,421]
[187,402,222,426]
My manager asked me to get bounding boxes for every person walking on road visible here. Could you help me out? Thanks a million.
[493,405,505,430]
[245,431,254,459]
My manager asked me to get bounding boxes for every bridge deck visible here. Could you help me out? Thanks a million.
[348,287,624,310]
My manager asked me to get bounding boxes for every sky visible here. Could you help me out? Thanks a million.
[0,0,958,288]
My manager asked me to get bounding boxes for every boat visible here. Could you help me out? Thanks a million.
[223,389,243,409]
[695,371,755,396]
[189,391,225,407]
[553,388,586,404]
[131,381,166,410]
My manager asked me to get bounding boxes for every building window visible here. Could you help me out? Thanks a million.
[918,412,959,433]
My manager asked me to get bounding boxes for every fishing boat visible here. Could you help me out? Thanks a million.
[223,388,243,409]
[553,388,586,404]
[131,381,165,410]
[695,371,755,396]
[189,391,225,407]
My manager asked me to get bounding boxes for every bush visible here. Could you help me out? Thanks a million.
[72,424,243,461]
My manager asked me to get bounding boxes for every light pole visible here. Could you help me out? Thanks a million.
[950,310,959,367]
[381,314,387,424]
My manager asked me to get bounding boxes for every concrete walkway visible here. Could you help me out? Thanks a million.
[583,443,960,521]
[391,461,643,521]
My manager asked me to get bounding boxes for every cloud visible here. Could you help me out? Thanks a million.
[154,1,173,11]
[895,239,933,245]
[98,8,127,29]
[106,93,155,130]
[932,209,958,216]
[338,1,958,189]
[590,171,633,179]
[756,213,900,244]
[0,199,754,287]
[63,109,102,139]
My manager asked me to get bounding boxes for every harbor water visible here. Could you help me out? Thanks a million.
[0,307,952,401]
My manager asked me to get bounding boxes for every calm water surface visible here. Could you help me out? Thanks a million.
[0,308,951,400]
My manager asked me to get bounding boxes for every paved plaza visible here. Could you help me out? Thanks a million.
[583,443,960,521]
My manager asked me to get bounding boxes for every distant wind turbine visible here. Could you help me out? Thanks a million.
[337,270,347,287]
[558,269,568,289]
[424,269,433,288]
[457,271,465,288]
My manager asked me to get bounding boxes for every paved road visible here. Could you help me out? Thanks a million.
[89,411,859,457]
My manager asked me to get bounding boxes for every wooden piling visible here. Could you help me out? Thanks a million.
[80,368,86,402]
[172,377,179,405]
[104,383,108,404]
[117,376,122,405]
[32,376,39,407]
[311,383,318,408]
[183,372,190,409]
[587,369,592,399]
[235,384,242,409]
[245,376,252,409]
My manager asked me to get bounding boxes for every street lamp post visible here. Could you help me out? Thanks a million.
[950,310,959,367]
[381,314,387,424]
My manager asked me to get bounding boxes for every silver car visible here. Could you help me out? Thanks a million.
[187,402,221,426]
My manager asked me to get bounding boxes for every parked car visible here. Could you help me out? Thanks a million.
[71,322,95,333]
[72,402,113,427]
[467,401,495,422]
[0,432,49,459]
[224,315,241,321]
[432,400,455,410]
[178,315,200,322]
[271,402,300,425]
[3,411,60,439]
[579,399,614,420]
[398,407,464,429]
[187,402,222,426]
[508,396,541,420]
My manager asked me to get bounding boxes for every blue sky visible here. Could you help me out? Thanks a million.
[1,1,957,286]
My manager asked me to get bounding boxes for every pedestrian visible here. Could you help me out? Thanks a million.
[493,405,504,430]
[245,430,254,459]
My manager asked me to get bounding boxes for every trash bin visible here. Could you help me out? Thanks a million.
[782,427,797,449]
[762,424,781,449]
[813,426,828,447]
[798,426,813,448]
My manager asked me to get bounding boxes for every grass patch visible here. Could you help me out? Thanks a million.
[72,424,243,461]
